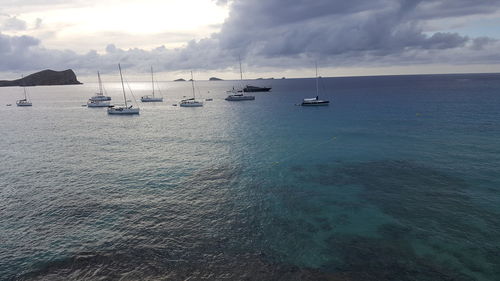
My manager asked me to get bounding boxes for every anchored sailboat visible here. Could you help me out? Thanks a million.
[141,66,163,102]
[107,64,140,115]
[87,72,111,107]
[89,71,112,102]
[180,71,203,107]
[16,75,32,107]
[301,63,330,106]
[226,57,255,101]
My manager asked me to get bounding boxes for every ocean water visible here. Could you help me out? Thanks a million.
[1,74,500,280]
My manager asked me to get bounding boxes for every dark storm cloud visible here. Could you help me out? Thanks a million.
[216,0,490,58]
[0,32,85,71]
[1,0,500,74]
[213,0,500,68]
[471,36,498,50]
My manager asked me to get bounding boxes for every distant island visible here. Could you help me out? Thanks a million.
[209,77,223,81]
[0,69,81,87]
[174,78,186,82]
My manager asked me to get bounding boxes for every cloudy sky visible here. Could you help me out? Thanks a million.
[1,0,500,81]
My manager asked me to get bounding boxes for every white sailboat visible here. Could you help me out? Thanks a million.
[16,76,32,106]
[107,64,140,115]
[180,71,203,107]
[141,66,163,102]
[225,57,255,101]
[301,63,330,106]
[88,72,111,107]
[89,71,112,102]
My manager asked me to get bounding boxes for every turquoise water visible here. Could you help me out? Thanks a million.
[1,74,500,280]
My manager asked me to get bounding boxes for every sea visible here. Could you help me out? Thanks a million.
[1,73,499,281]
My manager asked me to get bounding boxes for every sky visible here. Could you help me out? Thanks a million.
[1,0,500,81]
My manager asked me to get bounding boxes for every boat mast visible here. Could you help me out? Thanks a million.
[118,64,128,107]
[97,71,103,95]
[22,75,27,100]
[151,66,155,97]
[239,55,243,81]
[190,71,195,100]
[315,62,319,97]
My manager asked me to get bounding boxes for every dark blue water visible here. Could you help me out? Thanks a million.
[1,73,499,280]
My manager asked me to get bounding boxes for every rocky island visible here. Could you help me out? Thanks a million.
[0,69,82,87]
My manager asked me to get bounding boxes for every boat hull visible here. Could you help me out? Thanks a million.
[301,101,330,106]
[225,95,255,101]
[243,86,272,92]
[180,102,203,107]
[107,107,140,114]
[16,100,32,106]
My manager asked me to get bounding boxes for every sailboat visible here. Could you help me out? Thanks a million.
[87,72,111,107]
[225,57,255,101]
[107,64,140,115]
[141,66,163,102]
[16,75,32,106]
[89,71,112,102]
[180,71,203,107]
[301,63,330,106]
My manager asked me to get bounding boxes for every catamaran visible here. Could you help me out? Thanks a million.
[301,63,330,106]
[225,87,255,101]
[16,76,32,106]
[107,64,140,115]
[180,71,203,107]
[87,99,110,107]
[89,71,112,102]
[141,66,163,102]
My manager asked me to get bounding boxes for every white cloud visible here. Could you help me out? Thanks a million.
[0,15,28,31]
[4,0,228,52]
